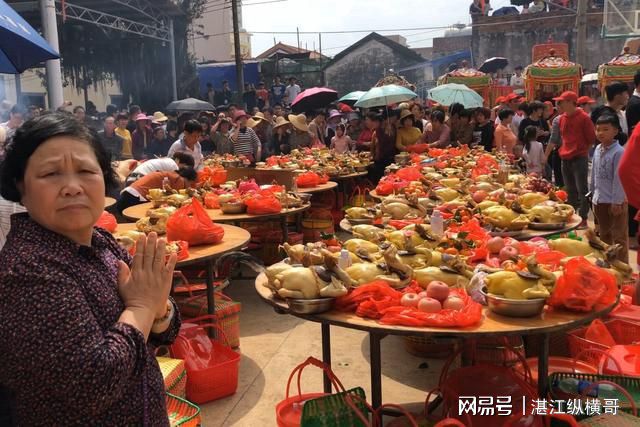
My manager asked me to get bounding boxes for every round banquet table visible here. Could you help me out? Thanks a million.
[104,197,117,209]
[116,223,250,317]
[296,181,338,194]
[122,202,310,242]
[340,215,583,240]
[255,273,617,410]
[329,171,369,181]
[368,190,384,201]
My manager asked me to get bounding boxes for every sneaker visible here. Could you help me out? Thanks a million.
[578,220,588,230]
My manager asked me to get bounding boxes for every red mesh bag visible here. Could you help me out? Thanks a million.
[238,179,260,193]
[379,289,483,328]
[95,210,117,233]
[166,199,225,246]
[245,193,282,215]
[395,166,422,182]
[548,256,618,312]
[197,167,227,186]
[204,193,220,209]
[296,172,321,188]
[406,143,429,154]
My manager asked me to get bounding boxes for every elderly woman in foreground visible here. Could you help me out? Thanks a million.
[0,113,180,425]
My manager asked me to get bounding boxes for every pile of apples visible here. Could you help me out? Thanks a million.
[400,281,465,313]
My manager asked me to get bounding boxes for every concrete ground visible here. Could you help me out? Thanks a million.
[199,273,446,426]
[198,230,639,426]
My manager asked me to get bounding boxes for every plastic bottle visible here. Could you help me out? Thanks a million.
[338,249,352,269]
[431,210,444,236]
[556,377,580,395]
[596,383,619,399]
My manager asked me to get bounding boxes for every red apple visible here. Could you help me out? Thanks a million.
[426,281,450,302]
[499,246,519,262]
[472,190,488,203]
[418,297,442,313]
[401,293,420,308]
[443,296,465,311]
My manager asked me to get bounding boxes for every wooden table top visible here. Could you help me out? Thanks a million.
[104,197,117,208]
[255,273,616,337]
[115,223,251,266]
[330,171,368,181]
[122,201,310,222]
[296,181,338,194]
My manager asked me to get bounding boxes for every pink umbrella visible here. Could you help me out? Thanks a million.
[291,87,338,113]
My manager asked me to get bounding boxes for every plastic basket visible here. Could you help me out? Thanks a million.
[157,357,187,398]
[403,336,462,359]
[567,319,640,366]
[175,294,241,348]
[276,357,365,427]
[301,387,368,427]
[549,372,640,416]
[172,322,240,404]
[166,392,200,427]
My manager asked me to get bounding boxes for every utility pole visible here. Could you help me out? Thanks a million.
[39,0,64,110]
[319,32,324,86]
[576,0,588,66]
[231,0,244,103]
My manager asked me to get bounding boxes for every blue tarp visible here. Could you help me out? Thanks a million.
[0,0,59,73]
[197,61,261,94]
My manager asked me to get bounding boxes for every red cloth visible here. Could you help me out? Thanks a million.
[619,124,640,214]
[356,128,374,149]
[557,108,596,160]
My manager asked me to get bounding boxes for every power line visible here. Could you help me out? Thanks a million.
[202,0,286,14]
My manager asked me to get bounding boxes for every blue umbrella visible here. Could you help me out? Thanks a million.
[337,90,366,105]
[428,83,484,109]
[354,85,417,108]
[0,0,60,73]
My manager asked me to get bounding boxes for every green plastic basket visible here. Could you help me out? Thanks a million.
[301,387,369,427]
[166,392,201,427]
[549,372,640,418]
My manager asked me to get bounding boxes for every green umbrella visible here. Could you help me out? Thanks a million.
[427,83,484,108]
[337,91,367,105]
[354,85,417,108]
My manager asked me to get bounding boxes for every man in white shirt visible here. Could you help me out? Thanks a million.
[284,77,301,106]
[510,66,525,93]
[167,119,204,171]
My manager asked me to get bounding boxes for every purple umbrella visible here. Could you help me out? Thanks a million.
[291,87,338,113]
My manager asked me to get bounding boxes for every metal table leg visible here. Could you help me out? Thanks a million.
[280,215,289,243]
[206,260,216,317]
[537,334,550,397]
[321,323,332,393]
[370,333,385,409]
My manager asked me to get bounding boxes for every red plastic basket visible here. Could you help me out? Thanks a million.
[567,319,640,366]
[171,322,240,404]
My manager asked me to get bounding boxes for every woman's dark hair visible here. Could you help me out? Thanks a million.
[431,110,445,124]
[459,109,473,120]
[198,117,211,129]
[526,101,545,116]
[73,106,85,114]
[0,112,119,202]
[476,107,491,120]
[498,108,515,121]
[177,167,197,182]
[173,151,195,168]
[366,112,381,122]
[336,123,346,133]
[449,103,464,118]
[183,119,202,134]
[523,125,538,152]
[411,103,424,112]
[401,114,414,126]
[166,121,178,133]
[116,113,128,122]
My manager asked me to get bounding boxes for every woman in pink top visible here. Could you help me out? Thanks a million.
[494,108,518,154]
[330,124,354,154]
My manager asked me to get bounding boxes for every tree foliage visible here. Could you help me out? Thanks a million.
[58,0,207,111]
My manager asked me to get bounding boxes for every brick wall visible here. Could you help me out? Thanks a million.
[433,36,473,56]
[472,10,623,73]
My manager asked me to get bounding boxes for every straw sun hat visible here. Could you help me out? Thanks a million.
[273,116,290,129]
[288,113,308,132]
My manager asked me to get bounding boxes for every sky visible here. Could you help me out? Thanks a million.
[240,0,517,57]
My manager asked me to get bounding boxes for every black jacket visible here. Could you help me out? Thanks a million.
[626,94,640,135]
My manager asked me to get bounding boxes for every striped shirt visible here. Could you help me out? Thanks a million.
[0,198,27,250]
[233,127,261,158]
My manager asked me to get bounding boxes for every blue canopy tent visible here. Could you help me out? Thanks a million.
[0,0,60,74]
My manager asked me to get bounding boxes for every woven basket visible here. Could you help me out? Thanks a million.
[175,292,241,348]
[158,357,187,398]
[462,336,525,367]
[166,393,200,427]
[403,336,462,359]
